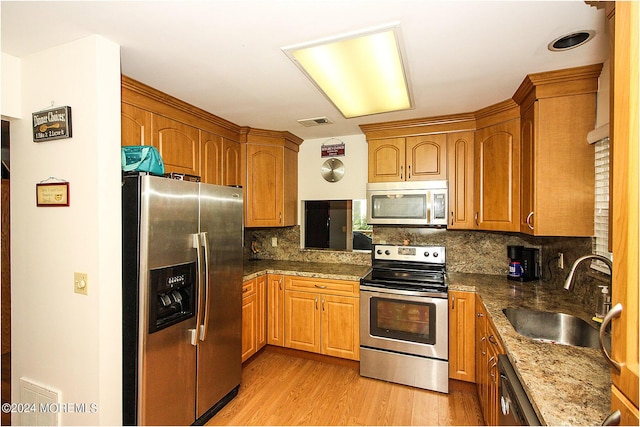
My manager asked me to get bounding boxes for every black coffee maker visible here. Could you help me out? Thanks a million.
[507,245,540,282]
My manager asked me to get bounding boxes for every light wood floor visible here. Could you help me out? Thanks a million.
[208,347,484,426]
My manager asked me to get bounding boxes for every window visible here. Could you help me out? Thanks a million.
[302,199,371,251]
[593,137,612,273]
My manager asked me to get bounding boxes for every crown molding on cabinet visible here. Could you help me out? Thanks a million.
[360,63,604,139]
[122,75,242,140]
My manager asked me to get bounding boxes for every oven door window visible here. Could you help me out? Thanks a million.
[370,297,436,345]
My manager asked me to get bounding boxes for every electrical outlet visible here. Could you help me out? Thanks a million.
[74,272,88,295]
[557,253,564,269]
[271,237,278,247]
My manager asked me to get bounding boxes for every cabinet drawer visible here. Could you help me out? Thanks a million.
[242,279,256,297]
[284,276,358,296]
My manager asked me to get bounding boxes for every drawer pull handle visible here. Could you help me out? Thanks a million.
[314,284,327,289]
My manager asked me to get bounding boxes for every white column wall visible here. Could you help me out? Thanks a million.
[9,35,122,426]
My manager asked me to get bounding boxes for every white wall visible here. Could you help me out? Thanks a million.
[9,35,122,426]
[297,133,368,216]
[1,52,22,119]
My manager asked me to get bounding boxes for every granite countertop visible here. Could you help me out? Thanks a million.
[243,259,370,282]
[242,261,611,426]
[448,273,611,426]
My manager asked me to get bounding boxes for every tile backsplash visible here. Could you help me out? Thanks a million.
[245,225,611,313]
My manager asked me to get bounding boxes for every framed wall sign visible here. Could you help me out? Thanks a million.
[321,138,345,158]
[32,106,72,142]
[36,182,70,207]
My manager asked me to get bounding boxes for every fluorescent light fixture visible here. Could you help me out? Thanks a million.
[283,24,413,118]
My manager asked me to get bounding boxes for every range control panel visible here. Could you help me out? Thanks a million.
[372,244,446,264]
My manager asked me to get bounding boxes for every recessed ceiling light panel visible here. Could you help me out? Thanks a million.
[548,30,595,51]
[283,24,413,119]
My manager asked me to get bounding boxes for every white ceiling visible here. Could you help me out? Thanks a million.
[1,1,609,140]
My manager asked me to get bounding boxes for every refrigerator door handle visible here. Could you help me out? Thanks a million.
[199,231,211,342]
[190,233,204,346]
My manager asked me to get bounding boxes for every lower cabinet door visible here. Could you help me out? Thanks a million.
[267,274,285,346]
[241,291,257,362]
[320,295,359,361]
[284,290,321,353]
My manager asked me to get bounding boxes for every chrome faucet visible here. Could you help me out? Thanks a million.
[563,254,613,290]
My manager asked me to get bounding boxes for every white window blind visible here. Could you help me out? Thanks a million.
[592,137,613,273]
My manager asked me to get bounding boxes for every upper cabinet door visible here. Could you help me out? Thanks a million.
[474,119,520,231]
[611,0,639,417]
[222,139,243,187]
[368,138,406,182]
[152,115,200,176]
[200,130,222,185]
[245,144,284,227]
[406,134,447,181]
[121,103,152,146]
[447,131,475,229]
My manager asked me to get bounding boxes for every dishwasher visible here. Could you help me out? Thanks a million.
[498,354,541,426]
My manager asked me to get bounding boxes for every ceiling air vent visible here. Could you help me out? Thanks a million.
[297,116,333,127]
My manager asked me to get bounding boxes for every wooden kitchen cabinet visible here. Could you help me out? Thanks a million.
[486,319,505,426]
[256,275,267,350]
[367,134,446,182]
[241,128,302,227]
[222,139,243,187]
[241,279,257,362]
[448,290,475,382]
[475,296,489,424]
[121,103,152,147]
[152,114,200,176]
[267,274,285,346]
[474,105,521,232]
[241,276,266,362]
[475,295,504,426]
[609,2,639,423]
[283,276,359,361]
[514,64,601,236]
[200,131,243,186]
[447,131,475,229]
[611,386,639,426]
[200,130,223,184]
[121,76,246,185]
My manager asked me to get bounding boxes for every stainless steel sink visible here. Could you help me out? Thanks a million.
[502,307,611,350]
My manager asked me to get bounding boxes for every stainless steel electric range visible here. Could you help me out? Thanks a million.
[359,244,449,393]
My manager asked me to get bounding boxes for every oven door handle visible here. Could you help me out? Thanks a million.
[360,284,447,298]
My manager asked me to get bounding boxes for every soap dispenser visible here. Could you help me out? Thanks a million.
[595,285,611,319]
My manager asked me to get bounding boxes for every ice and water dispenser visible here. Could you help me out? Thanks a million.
[148,262,197,333]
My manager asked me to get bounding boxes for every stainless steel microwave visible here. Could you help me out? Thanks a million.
[366,181,448,226]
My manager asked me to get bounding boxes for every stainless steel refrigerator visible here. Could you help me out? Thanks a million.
[122,174,243,425]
